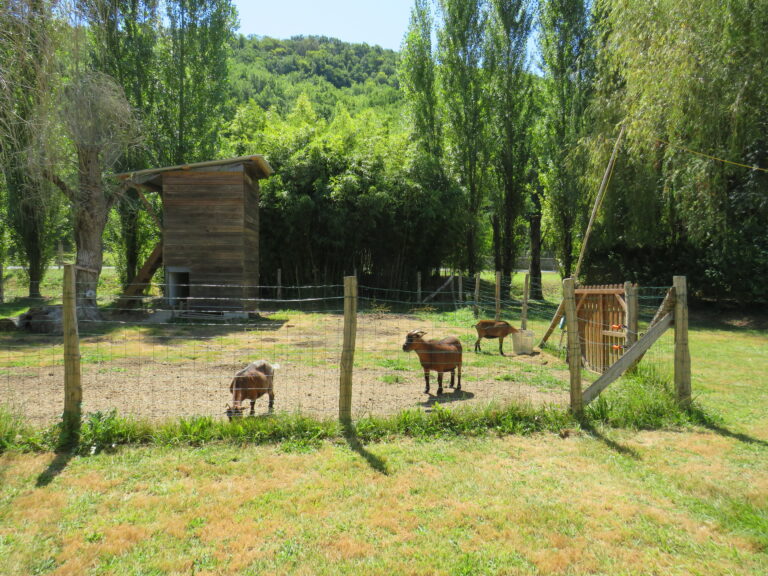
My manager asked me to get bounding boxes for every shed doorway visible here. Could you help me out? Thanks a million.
[167,268,190,310]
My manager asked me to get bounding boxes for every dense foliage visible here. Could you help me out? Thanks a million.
[1,0,766,303]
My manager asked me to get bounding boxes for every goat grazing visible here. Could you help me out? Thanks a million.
[474,320,519,355]
[226,360,278,420]
[402,329,462,395]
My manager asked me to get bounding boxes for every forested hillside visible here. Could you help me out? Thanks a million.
[228,35,402,118]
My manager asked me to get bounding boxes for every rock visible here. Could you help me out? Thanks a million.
[18,306,64,335]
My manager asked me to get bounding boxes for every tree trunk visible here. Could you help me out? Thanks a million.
[118,187,140,287]
[74,147,110,320]
[492,214,501,273]
[529,188,543,300]
[502,187,514,279]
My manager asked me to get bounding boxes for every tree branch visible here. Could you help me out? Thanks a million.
[45,171,76,202]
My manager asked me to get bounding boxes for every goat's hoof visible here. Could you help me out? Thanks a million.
[437,388,443,396]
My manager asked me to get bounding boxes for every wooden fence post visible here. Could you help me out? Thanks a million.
[495,271,502,321]
[625,281,638,350]
[563,278,583,416]
[339,275,358,422]
[474,275,481,318]
[673,275,691,407]
[417,271,422,304]
[277,268,282,300]
[521,274,530,330]
[63,264,82,444]
[457,275,463,307]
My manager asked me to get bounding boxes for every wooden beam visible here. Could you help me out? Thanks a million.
[115,241,164,310]
[539,300,565,346]
[583,313,673,405]
[423,275,454,303]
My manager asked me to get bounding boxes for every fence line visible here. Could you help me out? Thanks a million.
[0,268,681,428]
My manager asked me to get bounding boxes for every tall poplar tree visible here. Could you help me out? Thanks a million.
[538,0,594,278]
[437,0,489,276]
[486,0,534,280]
[157,0,237,165]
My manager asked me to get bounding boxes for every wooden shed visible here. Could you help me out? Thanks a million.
[117,156,274,312]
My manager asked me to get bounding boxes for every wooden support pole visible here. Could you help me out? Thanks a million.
[495,271,502,321]
[673,275,691,407]
[474,275,480,318]
[457,275,463,307]
[625,282,638,350]
[563,278,583,416]
[540,300,565,346]
[521,274,530,330]
[339,275,358,422]
[63,264,82,444]
[417,271,422,304]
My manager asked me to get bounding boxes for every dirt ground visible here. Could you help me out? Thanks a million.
[1,313,569,425]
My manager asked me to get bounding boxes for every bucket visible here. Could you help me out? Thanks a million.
[512,330,535,355]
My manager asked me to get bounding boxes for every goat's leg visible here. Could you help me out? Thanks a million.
[499,336,505,356]
[449,369,455,388]
[475,338,482,353]
[423,371,430,394]
[268,389,275,411]
[249,400,255,416]
[437,373,444,395]
[457,364,462,391]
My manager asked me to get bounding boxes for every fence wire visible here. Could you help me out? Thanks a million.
[1,271,678,426]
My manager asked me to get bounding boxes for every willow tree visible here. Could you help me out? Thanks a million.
[78,0,160,287]
[49,72,139,318]
[437,0,489,276]
[594,0,768,301]
[538,0,594,278]
[0,0,63,298]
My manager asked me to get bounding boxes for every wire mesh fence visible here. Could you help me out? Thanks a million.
[0,269,680,427]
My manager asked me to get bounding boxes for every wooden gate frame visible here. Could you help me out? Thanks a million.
[552,276,691,415]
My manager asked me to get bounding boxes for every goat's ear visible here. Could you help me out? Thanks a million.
[416,330,427,337]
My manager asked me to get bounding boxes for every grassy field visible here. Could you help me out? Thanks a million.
[0,269,766,575]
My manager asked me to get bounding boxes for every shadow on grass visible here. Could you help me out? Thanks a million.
[701,421,768,448]
[419,389,475,409]
[36,418,80,487]
[36,450,74,487]
[341,421,389,475]
[581,422,642,460]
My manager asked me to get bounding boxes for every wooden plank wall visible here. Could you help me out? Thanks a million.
[243,174,260,301]
[575,284,628,373]
[163,170,246,308]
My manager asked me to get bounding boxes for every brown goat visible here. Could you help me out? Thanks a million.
[474,320,519,355]
[402,329,462,395]
[226,360,277,420]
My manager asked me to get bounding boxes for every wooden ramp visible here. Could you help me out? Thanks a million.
[116,242,163,310]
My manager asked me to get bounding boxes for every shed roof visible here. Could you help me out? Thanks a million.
[116,155,274,188]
